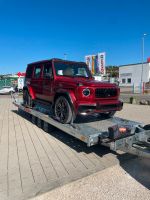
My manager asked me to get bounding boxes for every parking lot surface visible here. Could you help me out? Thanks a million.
[33,160,150,200]
[0,96,136,200]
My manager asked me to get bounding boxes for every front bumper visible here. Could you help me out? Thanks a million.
[78,100,123,115]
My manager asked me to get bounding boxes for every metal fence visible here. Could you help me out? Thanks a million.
[120,82,150,94]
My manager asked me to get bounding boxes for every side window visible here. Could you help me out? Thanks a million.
[26,65,33,78]
[43,63,53,79]
[34,66,41,78]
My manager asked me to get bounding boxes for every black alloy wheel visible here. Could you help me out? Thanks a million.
[54,96,73,124]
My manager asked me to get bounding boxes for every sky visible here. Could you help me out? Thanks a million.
[0,0,150,74]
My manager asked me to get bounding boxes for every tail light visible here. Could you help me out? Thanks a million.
[108,125,132,140]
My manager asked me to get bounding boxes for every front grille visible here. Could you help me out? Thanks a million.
[95,88,117,98]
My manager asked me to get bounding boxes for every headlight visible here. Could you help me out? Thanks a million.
[82,88,90,97]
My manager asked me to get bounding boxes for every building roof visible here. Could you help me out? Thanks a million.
[119,62,148,67]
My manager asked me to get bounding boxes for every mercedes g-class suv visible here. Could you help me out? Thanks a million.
[23,58,123,123]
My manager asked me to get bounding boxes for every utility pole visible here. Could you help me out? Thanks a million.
[140,33,147,92]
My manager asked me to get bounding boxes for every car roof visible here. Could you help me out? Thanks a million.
[28,58,86,66]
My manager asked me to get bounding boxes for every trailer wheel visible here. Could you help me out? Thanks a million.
[43,122,56,132]
[31,115,37,124]
[54,96,73,124]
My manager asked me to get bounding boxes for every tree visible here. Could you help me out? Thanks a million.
[106,66,119,78]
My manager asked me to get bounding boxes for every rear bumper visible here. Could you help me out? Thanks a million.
[78,100,123,115]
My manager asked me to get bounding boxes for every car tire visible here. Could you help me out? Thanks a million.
[54,96,74,124]
[100,111,116,118]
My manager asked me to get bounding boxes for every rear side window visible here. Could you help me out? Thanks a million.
[43,62,53,78]
[34,66,42,78]
[26,65,33,78]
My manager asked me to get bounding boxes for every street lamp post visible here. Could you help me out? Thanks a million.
[140,33,147,93]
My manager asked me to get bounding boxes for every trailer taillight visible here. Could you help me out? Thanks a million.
[108,125,131,140]
[119,127,127,133]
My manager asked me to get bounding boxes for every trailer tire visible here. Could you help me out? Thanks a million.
[54,96,74,124]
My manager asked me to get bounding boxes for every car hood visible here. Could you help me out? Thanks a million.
[56,77,117,88]
[77,79,116,87]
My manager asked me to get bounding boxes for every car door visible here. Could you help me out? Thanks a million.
[42,62,53,102]
[31,65,43,99]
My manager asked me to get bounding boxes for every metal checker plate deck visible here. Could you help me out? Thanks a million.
[72,116,140,137]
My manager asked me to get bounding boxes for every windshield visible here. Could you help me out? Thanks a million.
[54,61,92,78]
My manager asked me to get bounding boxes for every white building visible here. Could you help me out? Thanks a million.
[119,61,150,87]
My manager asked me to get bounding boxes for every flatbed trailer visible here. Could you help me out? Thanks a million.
[12,95,150,159]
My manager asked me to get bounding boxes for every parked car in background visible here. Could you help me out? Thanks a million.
[0,86,15,95]
[23,58,123,124]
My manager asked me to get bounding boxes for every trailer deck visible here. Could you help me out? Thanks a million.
[12,93,150,159]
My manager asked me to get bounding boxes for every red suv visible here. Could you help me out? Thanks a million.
[23,58,123,123]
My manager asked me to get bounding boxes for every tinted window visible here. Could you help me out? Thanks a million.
[26,65,33,78]
[54,62,91,78]
[34,66,41,78]
[43,63,53,78]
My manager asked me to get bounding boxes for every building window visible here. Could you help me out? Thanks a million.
[122,78,126,84]
[127,78,131,84]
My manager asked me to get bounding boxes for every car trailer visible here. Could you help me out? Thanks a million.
[12,95,150,159]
